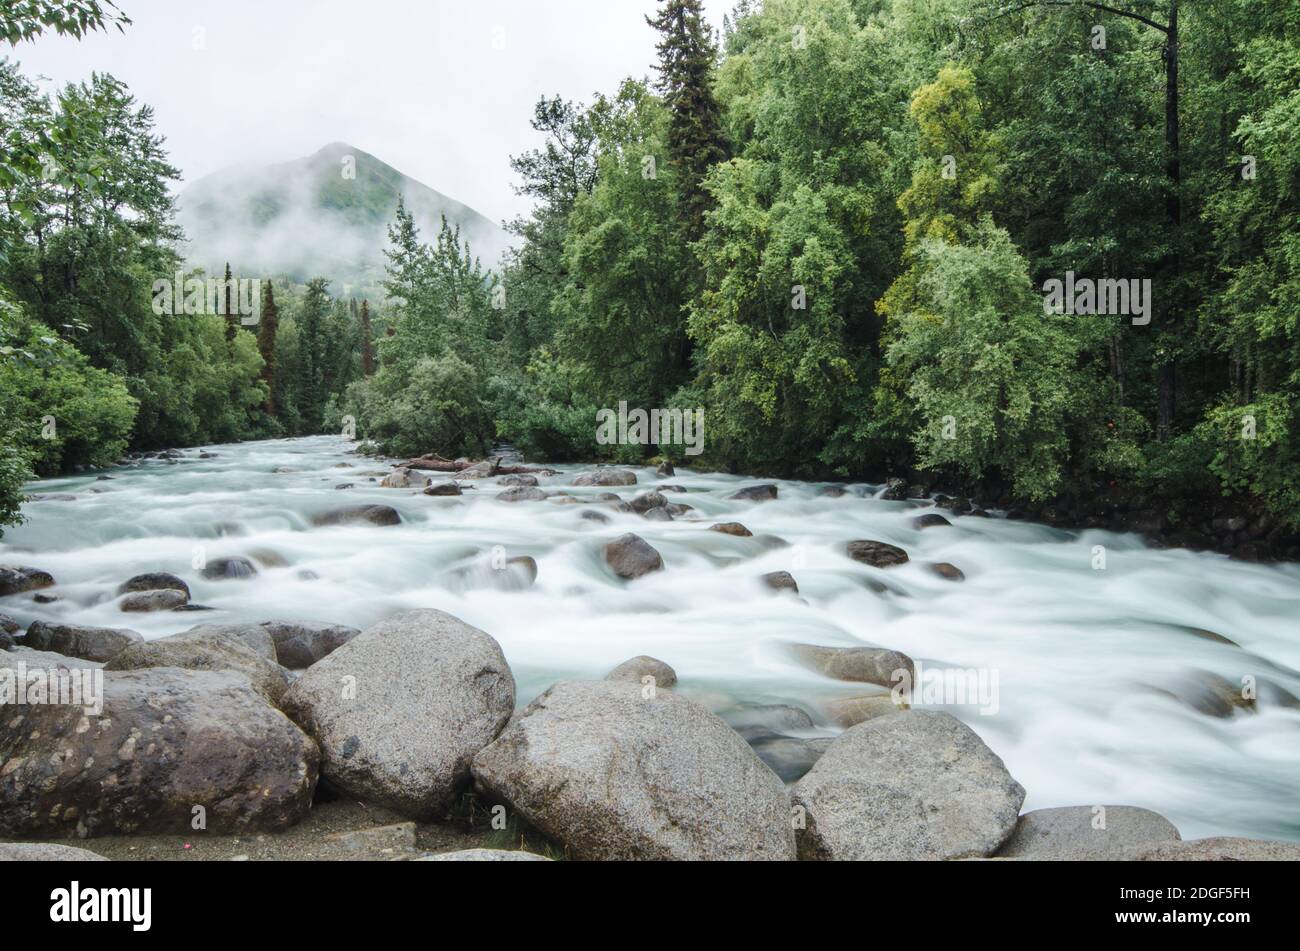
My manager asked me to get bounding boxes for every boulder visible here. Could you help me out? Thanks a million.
[822,694,909,728]
[0,566,54,597]
[0,667,318,837]
[656,462,675,477]
[381,468,428,489]
[791,711,1025,860]
[23,621,142,663]
[913,513,952,530]
[260,620,361,669]
[748,734,826,783]
[497,486,548,503]
[200,557,259,581]
[446,556,538,593]
[0,612,21,634]
[602,534,664,580]
[0,843,108,861]
[879,478,908,501]
[423,482,463,497]
[709,522,752,537]
[629,491,668,514]
[762,571,799,594]
[579,509,609,524]
[846,540,909,568]
[573,469,637,487]
[1132,837,1300,861]
[720,703,816,735]
[997,806,1180,860]
[928,562,966,582]
[105,628,290,705]
[790,643,914,688]
[605,655,677,689]
[471,680,796,860]
[117,572,190,599]
[119,589,190,612]
[727,484,778,502]
[281,610,515,819]
[311,505,402,527]
[1,648,103,671]
[416,849,551,862]
[642,507,673,522]
[180,623,278,662]
[497,474,538,487]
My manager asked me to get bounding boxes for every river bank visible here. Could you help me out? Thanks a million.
[3,435,1300,855]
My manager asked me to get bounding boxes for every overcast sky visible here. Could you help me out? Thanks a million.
[8,0,735,225]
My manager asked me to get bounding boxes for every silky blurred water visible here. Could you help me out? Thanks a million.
[4,435,1299,842]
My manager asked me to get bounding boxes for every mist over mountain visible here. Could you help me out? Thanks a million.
[174,143,512,294]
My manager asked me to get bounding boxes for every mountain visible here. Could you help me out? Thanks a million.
[174,143,511,294]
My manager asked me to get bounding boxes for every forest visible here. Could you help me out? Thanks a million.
[1,0,1298,541]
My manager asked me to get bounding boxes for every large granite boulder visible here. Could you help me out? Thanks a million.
[471,680,796,861]
[104,628,290,705]
[997,805,1181,860]
[0,668,318,837]
[281,610,515,819]
[602,534,664,580]
[23,622,142,663]
[790,710,1024,860]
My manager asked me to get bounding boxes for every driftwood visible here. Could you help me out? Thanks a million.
[400,454,555,476]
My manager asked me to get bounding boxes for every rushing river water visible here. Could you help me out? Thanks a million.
[3,435,1299,842]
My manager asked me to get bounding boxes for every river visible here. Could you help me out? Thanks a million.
[3,434,1299,842]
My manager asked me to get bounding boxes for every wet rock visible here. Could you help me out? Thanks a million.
[282,610,515,819]
[119,589,190,612]
[1132,837,1300,861]
[417,848,550,861]
[0,843,108,861]
[0,566,54,598]
[105,628,290,705]
[664,503,693,517]
[455,460,496,479]
[727,484,778,502]
[1161,670,1256,718]
[572,469,637,487]
[117,572,190,599]
[605,655,677,689]
[720,703,816,735]
[629,491,668,514]
[928,562,966,582]
[658,484,687,493]
[749,734,826,783]
[642,506,673,522]
[913,513,952,530]
[446,556,538,593]
[709,522,752,537]
[497,486,548,503]
[0,613,19,635]
[247,549,289,568]
[997,806,1180,860]
[32,593,57,604]
[334,483,355,490]
[846,540,909,568]
[656,462,675,477]
[790,644,914,689]
[602,533,664,580]
[423,482,462,497]
[579,509,609,524]
[259,621,362,670]
[879,478,908,501]
[23,621,142,663]
[200,557,259,581]
[380,468,428,489]
[822,694,909,728]
[311,504,402,527]
[791,711,1025,860]
[181,623,277,662]
[762,571,799,593]
[0,667,319,837]
[471,680,796,860]
[497,474,538,487]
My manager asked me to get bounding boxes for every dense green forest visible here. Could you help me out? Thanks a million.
[2,0,1299,541]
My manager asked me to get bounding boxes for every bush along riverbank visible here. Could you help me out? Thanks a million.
[2,601,1298,860]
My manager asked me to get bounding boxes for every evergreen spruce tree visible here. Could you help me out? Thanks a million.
[257,282,279,415]
[222,262,238,344]
[360,299,375,376]
[646,0,726,239]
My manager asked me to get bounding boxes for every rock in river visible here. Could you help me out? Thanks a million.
[105,628,290,705]
[727,484,778,502]
[311,504,402,527]
[119,589,190,612]
[281,609,515,819]
[573,469,637,487]
[997,805,1181,860]
[471,680,796,860]
[0,668,318,837]
[791,710,1025,860]
[845,539,909,568]
[0,566,54,597]
[790,643,914,689]
[116,572,190,599]
[605,655,677,689]
[602,533,664,580]
[23,621,142,663]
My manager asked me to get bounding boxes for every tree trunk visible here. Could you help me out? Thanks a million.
[1156,0,1180,440]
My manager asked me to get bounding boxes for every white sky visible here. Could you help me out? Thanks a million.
[7,0,736,226]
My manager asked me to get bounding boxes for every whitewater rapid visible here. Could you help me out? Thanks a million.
[3,435,1298,842]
